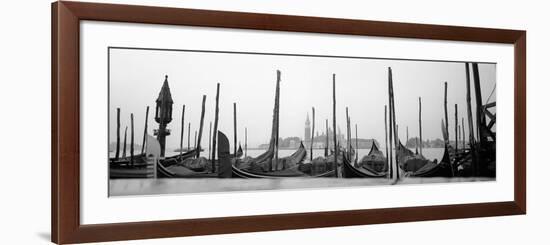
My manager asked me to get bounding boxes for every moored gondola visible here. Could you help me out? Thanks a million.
[109,164,155,179]
[237,142,308,176]
[109,148,200,179]
[110,148,197,167]
[408,144,453,177]
[397,141,431,173]
[358,142,388,175]
[157,131,234,178]
[109,153,147,166]
[109,153,153,179]
[342,149,387,178]
[158,148,201,166]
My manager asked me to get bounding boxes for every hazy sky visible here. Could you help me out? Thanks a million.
[109,48,495,150]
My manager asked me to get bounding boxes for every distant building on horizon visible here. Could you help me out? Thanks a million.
[304,113,311,146]
[304,113,347,149]
[256,113,380,149]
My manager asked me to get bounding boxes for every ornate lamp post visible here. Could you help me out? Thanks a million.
[154,75,173,157]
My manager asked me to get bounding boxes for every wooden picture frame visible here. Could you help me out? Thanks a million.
[51,1,526,244]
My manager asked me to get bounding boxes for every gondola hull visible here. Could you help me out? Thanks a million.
[342,153,387,178]
[408,145,453,177]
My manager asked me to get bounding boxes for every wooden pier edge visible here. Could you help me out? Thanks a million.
[52,1,526,244]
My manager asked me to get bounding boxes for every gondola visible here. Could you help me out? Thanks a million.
[358,142,388,175]
[235,142,308,177]
[109,148,198,167]
[396,141,431,172]
[342,148,387,178]
[232,159,335,178]
[158,148,201,166]
[223,131,313,178]
[109,153,146,166]
[408,144,453,177]
[392,136,452,177]
[109,148,199,179]
[219,133,334,178]
[303,154,336,176]
[157,131,234,178]
[161,149,213,172]
[109,163,155,179]
[241,142,306,171]
[156,159,218,178]
[109,153,153,179]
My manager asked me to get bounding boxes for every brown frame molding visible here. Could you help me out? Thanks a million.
[51,1,526,244]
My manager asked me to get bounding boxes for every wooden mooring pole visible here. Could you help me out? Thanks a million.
[208,122,212,160]
[406,126,409,146]
[332,74,339,177]
[275,71,281,171]
[115,108,121,160]
[130,113,134,166]
[311,107,315,161]
[462,117,465,150]
[387,68,394,179]
[346,106,351,159]
[355,123,362,164]
[455,104,458,151]
[268,71,281,172]
[458,125,461,149]
[389,68,399,180]
[233,103,237,155]
[122,126,127,158]
[419,97,423,156]
[179,105,185,157]
[196,95,206,158]
[325,119,329,157]
[384,105,389,175]
[472,63,487,148]
[187,122,191,151]
[141,106,150,155]
[465,63,477,175]
[211,83,220,172]
[444,82,449,145]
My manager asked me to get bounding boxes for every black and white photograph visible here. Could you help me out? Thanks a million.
[108,47,496,196]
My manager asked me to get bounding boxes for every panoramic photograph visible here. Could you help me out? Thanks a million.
[107,47,496,196]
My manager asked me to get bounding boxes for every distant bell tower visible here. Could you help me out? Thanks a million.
[154,75,173,157]
[304,113,311,144]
